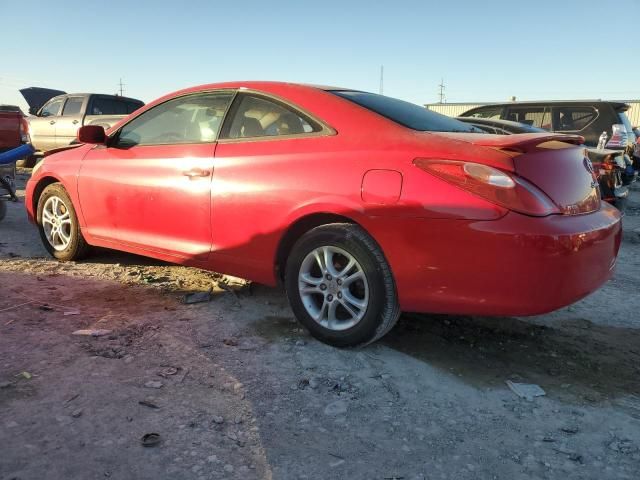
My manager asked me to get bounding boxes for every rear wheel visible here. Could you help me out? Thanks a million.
[37,183,89,261]
[285,223,400,347]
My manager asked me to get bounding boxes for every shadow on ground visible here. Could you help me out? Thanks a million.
[381,313,640,403]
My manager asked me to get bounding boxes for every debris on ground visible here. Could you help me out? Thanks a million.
[144,381,163,389]
[560,426,580,435]
[506,380,546,401]
[139,399,160,409]
[608,437,639,454]
[140,433,161,447]
[64,393,80,404]
[182,289,212,304]
[72,329,112,337]
[15,371,32,380]
[324,400,348,416]
[158,366,179,377]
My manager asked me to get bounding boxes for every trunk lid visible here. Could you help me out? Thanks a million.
[436,132,600,215]
[20,87,66,114]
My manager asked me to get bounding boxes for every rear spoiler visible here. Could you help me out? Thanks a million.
[612,102,630,112]
[437,132,585,153]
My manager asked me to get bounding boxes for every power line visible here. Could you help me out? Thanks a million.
[437,79,446,104]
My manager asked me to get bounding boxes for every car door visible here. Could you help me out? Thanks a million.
[211,92,335,278]
[29,97,64,151]
[55,95,86,147]
[77,91,234,262]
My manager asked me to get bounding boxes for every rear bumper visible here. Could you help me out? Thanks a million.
[374,203,622,316]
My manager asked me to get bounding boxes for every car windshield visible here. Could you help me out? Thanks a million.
[330,90,483,133]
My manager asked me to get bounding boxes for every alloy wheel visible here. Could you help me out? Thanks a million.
[298,245,369,331]
[41,195,72,251]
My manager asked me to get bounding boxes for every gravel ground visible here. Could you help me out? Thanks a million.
[1,170,639,480]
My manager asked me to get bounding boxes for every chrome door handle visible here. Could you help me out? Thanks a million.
[72,120,79,124]
[49,120,56,125]
[182,168,210,179]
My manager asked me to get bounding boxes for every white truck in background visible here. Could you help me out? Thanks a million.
[20,88,144,166]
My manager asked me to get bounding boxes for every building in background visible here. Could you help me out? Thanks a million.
[425,101,640,126]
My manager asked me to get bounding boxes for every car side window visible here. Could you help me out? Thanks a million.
[221,94,321,139]
[113,93,234,147]
[125,101,143,114]
[40,99,64,117]
[553,107,598,132]
[90,96,125,115]
[62,97,84,116]
[505,107,551,129]
[464,106,503,119]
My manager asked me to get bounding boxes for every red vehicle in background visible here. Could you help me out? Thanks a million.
[0,105,30,220]
[24,82,623,347]
[0,104,29,152]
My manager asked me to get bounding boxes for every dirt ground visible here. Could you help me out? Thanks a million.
[1,170,639,480]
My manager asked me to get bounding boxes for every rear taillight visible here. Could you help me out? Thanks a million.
[19,117,30,143]
[413,159,560,217]
[605,124,628,149]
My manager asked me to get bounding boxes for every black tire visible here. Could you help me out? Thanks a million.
[0,200,6,222]
[284,223,400,347]
[36,183,90,261]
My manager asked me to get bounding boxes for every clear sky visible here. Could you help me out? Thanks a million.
[2,0,639,112]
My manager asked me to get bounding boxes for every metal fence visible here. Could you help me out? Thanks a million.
[425,101,640,127]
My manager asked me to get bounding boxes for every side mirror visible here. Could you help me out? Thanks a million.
[29,107,39,116]
[77,125,106,144]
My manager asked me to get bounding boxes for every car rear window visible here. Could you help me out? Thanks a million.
[554,106,598,132]
[125,100,144,114]
[91,97,143,115]
[330,90,481,133]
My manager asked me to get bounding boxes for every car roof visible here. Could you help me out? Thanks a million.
[64,93,144,102]
[163,81,352,98]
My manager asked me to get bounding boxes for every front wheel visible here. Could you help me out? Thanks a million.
[37,183,89,261]
[285,223,400,347]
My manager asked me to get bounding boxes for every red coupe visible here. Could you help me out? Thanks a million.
[25,82,622,347]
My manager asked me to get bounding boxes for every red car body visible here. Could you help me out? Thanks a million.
[25,82,622,316]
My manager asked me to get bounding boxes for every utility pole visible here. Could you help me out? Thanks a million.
[437,79,446,104]
[379,66,384,95]
[117,78,125,97]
